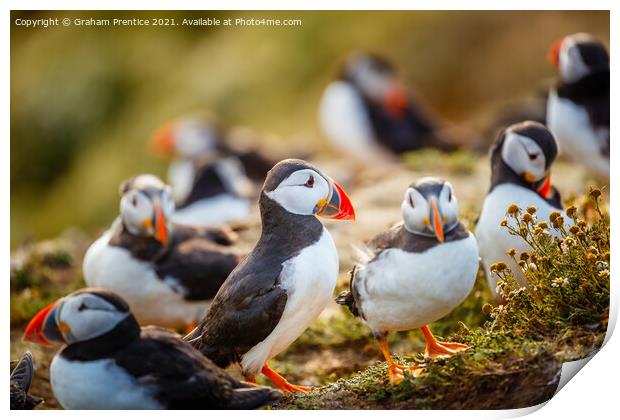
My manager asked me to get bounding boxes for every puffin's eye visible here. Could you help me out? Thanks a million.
[131,196,138,207]
[448,190,452,202]
[304,176,315,188]
[78,303,87,312]
[409,194,415,208]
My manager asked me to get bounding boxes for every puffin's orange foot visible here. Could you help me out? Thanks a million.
[425,340,469,359]
[261,364,312,394]
[388,363,424,383]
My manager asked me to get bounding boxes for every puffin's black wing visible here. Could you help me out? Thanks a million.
[117,327,280,409]
[155,239,240,301]
[10,352,42,410]
[185,258,288,369]
[336,224,403,318]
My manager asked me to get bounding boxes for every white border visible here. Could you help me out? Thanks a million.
[3,2,617,419]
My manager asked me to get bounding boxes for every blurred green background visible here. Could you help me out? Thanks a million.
[10,10,609,248]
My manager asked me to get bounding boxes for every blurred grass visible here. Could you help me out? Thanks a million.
[10,10,609,247]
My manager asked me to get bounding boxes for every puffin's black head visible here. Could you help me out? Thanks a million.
[549,33,609,83]
[401,177,460,242]
[339,52,408,115]
[262,159,355,220]
[24,288,135,346]
[491,121,557,198]
[119,174,175,245]
[150,114,224,159]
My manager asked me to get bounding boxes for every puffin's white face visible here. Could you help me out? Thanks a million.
[401,181,459,242]
[213,157,254,198]
[173,119,218,158]
[266,169,331,216]
[349,58,394,102]
[501,132,547,183]
[55,294,129,343]
[23,292,131,346]
[119,176,174,244]
[557,37,590,83]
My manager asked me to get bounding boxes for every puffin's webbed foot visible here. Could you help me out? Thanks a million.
[421,326,469,359]
[261,364,311,394]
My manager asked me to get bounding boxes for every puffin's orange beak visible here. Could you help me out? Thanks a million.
[537,175,552,199]
[431,199,444,243]
[150,122,176,156]
[315,181,356,221]
[153,205,169,245]
[23,302,57,345]
[548,38,563,68]
[384,82,408,117]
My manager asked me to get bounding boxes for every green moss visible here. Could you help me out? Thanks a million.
[10,240,83,325]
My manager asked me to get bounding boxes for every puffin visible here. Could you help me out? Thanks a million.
[336,178,479,383]
[185,159,356,393]
[475,121,565,299]
[23,288,281,409]
[546,33,609,178]
[318,52,457,162]
[151,116,275,225]
[10,351,42,409]
[83,174,240,331]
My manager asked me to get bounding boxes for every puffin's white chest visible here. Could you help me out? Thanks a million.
[547,89,609,177]
[475,184,567,297]
[83,232,209,327]
[356,234,479,334]
[50,355,163,409]
[240,228,339,375]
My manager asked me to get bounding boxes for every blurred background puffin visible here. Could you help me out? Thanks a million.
[83,175,240,331]
[337,178,478,383]
[186,159,356,393]
[319,52,473,163]
[546,33,609,179]
[23,288,281,409]
[150,114,275,225]
[475,121,567,300]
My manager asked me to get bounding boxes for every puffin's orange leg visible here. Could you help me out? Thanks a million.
[378,335,423,384]
[261,363,311,394]
[421,326,469,359]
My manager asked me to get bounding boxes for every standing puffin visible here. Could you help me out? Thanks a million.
[151,116,274,225]
[318,52,457,162]
[10,351,42,409]
[336,178,478,383]
[83,175,240,331]
[547,33,609,178]
[186,159,356,393]
[23,289,281,409]
[475,121,565,299]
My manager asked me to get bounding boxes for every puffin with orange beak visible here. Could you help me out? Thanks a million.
[186,159,356,393]
[337,177,478,383]
[319,52,457,163]
[546,33,609,178]
[150,115,275,226]
[475,121,570,300]
[23,288,281,409]
[83,175,240,332]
